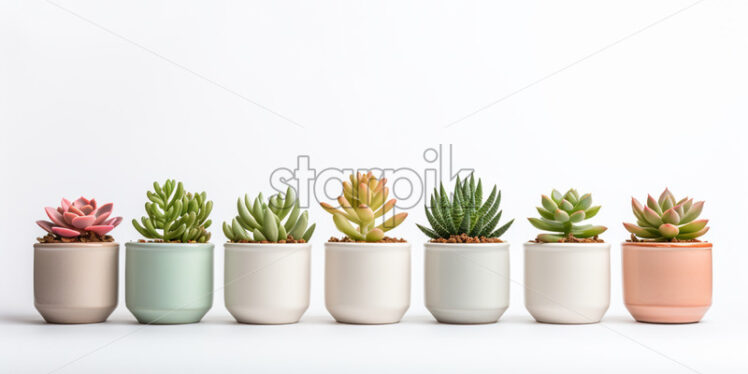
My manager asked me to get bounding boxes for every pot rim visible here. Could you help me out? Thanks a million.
[125,241,214,249]
[33,242,119,248]
[224,242,311,249]
[324,241,410,248]
[523,241,611,249]
[424,241,509,248]
[621,241,712,248]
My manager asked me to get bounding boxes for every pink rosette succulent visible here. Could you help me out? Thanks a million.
[37,197,123,238]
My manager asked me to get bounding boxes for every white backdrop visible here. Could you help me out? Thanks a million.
[1,0,747,373]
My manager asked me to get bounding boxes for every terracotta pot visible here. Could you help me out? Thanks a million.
[325,242,411,324]
[524,242,610,324]
[622,242,712,323]
[224,243,311,324]
[424,242,510,324]
[34,242,119,324]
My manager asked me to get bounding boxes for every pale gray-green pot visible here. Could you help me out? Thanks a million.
[125,242,214,324]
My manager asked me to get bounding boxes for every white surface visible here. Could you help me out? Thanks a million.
[2,0,748,372]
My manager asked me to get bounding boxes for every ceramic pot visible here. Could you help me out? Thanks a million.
[325,242,411,324]
[425,242,510,324]
[34,242,119,324]
[622,242,712,323]
[224,243,311,324]
[524,242,610,324]
[125,242,214,324]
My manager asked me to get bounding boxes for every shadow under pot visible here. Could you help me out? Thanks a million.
[622,242,712,323]
[125,242,214,324]
[524,242,610,324]
[325,242,411,324]
[425,242,510,324]
[224,243,311,324]
[34,242,119,324]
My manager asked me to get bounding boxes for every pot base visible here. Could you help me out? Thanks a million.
[328,305,407,325]
[428,307,507,324]
[626,304,709,324]
[36,304,115,324]
[229,307,306,325]
[129,307,209,325]
[527,306,608,324]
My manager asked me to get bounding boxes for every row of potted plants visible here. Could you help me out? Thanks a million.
[33,174,712,326]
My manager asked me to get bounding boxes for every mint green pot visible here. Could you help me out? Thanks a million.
[125,242,214,324]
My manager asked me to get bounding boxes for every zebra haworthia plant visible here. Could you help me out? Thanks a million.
[222,187,315,242]
[623,188,709,241]
[416,174,514,239]
[528,189,607,243]
[132,179,213,243]
[321,171,407,242]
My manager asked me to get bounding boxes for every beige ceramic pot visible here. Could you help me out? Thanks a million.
[622,242,712,323]
[34,242,119,324]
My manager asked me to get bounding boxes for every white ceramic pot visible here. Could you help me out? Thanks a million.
[224,243,310,324]
[425,242,510,324]
[524,242,610,324]
[325,242,411,324]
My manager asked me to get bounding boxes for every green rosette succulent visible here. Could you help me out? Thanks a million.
[528,189,607,243]
[132,179,213,243]
[623,188,709,241]
[222,187,315,242]
[417,173,513,239]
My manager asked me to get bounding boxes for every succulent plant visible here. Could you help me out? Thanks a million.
[132,180,213,243]
[624,188,709,241]
[416,174,513,239]
[528,189,607,243]
[321,171,407,242]
[37,197,123,238]
[222,187,315,242]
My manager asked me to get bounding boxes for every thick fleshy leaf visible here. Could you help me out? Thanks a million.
[537,233,564,243]
[658,223,679,238]
[366,228,385,242]
[541,195,557,212]
[572,225,607,238]
[68,205,84,216]
[631,198,645,221]
[105,217,123,227]
[623,222,660,238]
[36,220,55,234]
[45,207,68,227]
[74,197,90,208]
[677,226,709,240]
[642,206,663,227]
[585,205,601,219]
[661,208,680,225]
[61,198,71,211]
[52,226,82,237]
[92,211,112,225]
[72,215,96,229]
[554,209,570,222]
[559,199,574,212]
[647,194,662,215]
[85,225,114,236]
[551,189,563,204]
[658,188,675,208]
[679,201,704,224]
[678,219,708,234]
[63,212,78,225]
[569,210,585,223]
[80,205,94,215]
[95,203,113,217]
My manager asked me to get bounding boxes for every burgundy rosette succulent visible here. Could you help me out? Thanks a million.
[37,197,123,238]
